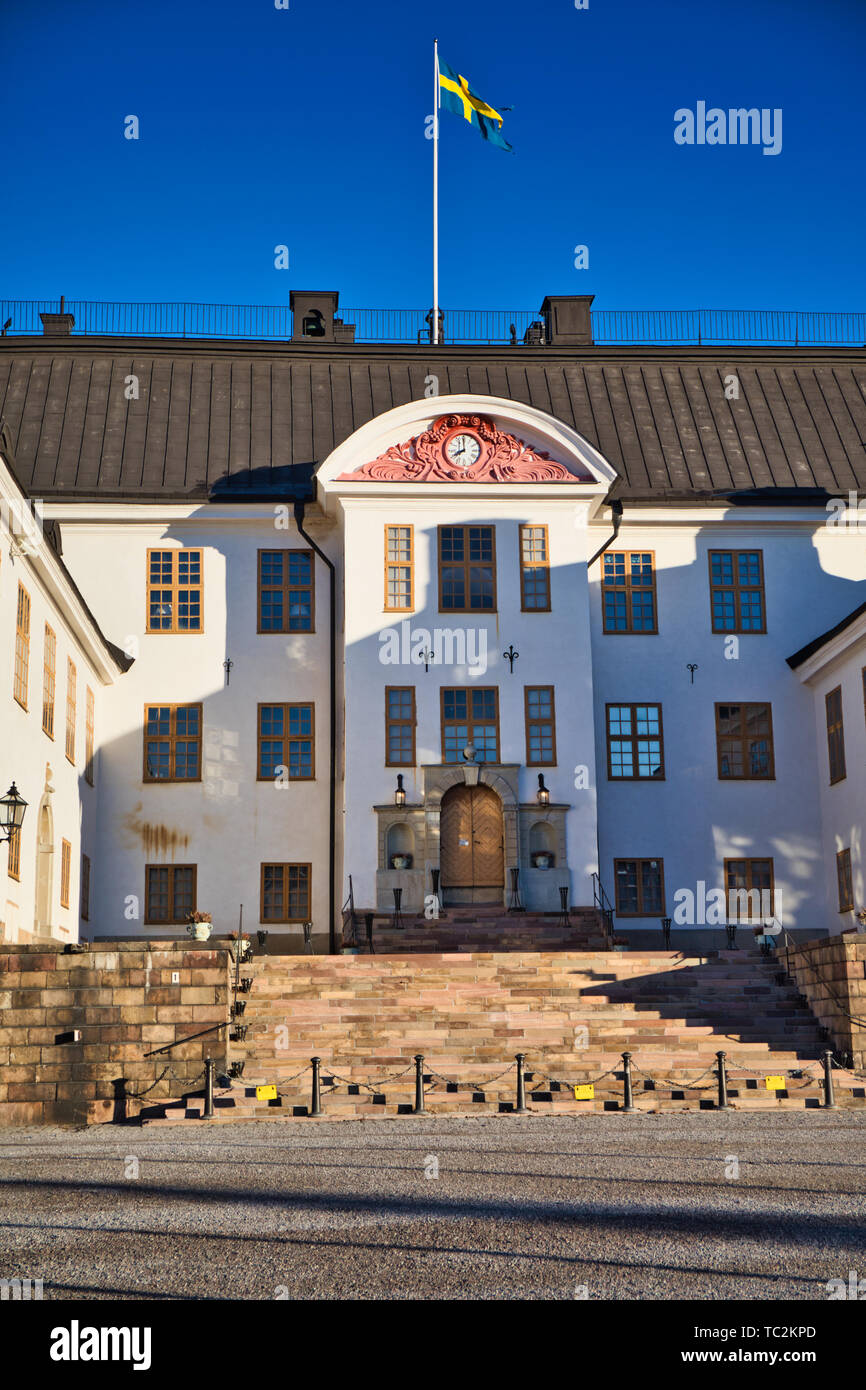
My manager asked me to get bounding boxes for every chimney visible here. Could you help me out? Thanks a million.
[289,290,354,343]
[540,295,594,346]
[40,298,75,336]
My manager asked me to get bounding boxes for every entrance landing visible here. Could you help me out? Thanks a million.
[355,906,609,953]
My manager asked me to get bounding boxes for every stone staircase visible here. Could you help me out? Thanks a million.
[138,947,866,1125]
[356,905,610,953]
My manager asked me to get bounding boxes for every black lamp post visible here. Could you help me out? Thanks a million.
[536,774,549,807]
[394,774,406,808]
[0,783,27,842]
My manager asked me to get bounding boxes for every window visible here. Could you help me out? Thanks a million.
[143,704,202,781]
[602,552,657,633]
[261,863,311,923]
[837,849,854,914]
[385,687,416,766]
[42,625,56,737]
[715,703,774,779]
[724,858,775,920]
[438,525,496,611]
[81,854,91,921]
[606,704,664,779]
[7,825,20,881]
[146,549,203,632]
[13,583,30,708]
[145,865,197,924]
[257,703,314,780]
[825,686,846,784]
[384,526,414,611]
[614,859,665,916]
[258,550,314,633]
[65,660,76,764]
[519,525,550,611]
[525,686,556,765]
[60,839,71,909]
[441,687,499,763]
[709,550,766,633]
[85,687,95,785]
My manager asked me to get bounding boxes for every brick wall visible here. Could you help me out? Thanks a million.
[0,941,231,1126]
[783,933,866,1068]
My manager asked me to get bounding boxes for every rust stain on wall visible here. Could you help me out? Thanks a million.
[123,807,189,858]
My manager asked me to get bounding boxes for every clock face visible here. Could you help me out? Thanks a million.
[445,432,481,468]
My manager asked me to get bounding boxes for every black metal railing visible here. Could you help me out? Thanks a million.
[591,871,615,944]
[2,299,864,346]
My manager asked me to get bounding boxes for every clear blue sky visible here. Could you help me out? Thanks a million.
[1,0,863,313]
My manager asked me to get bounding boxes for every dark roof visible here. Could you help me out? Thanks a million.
[787,600,866,669]
[1,338,865,502]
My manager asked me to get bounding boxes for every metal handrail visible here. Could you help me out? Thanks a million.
[2,299,865,346]
[591,872,616,944]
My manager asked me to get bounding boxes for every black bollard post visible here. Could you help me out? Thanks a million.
[365,912,374,953]
[822,1050,837,1110]
[514,1052,529,1114]
[310,1056,323,1116]
[621,1051,635,1113]
[203,1056,215,1119]
[716,1051,729,1110]
[661,916,672,949]
[413,1054,425,1115]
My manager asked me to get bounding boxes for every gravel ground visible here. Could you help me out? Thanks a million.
[0,1112,864,1301]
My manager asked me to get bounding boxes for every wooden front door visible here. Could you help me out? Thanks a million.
[440,784,504,902]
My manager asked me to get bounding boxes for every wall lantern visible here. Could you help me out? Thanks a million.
[394,774,406,808]
[0,783,27,842]
[536,774,550,807]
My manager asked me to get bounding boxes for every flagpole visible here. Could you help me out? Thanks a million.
[433,37,440,346]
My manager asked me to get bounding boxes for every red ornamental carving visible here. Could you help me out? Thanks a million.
[337,414,590,483]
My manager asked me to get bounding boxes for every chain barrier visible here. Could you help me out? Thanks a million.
[529,1065,619,1093]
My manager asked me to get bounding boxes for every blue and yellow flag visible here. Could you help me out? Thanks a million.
[438,58,512,152]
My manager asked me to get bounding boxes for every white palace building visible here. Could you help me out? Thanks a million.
[0,292,864,951]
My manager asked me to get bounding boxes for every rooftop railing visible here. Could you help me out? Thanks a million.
[1,299,864,346]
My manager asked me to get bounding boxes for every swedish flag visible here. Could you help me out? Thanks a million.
[438,58,512,152]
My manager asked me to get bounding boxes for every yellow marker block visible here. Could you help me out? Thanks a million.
[574,1084,595,1101]
[765,1076,786,1091]
[256,1084,277,1101]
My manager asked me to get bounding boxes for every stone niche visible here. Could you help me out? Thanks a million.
[373,763,570,913]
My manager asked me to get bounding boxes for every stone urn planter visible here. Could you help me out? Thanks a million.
[186,912,212,942]
[532,852,553,870]
[390,854,411,870]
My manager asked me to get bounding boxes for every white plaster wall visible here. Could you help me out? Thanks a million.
[340,496,600,909]
[54,508,337,939]
[589,512,866,932]
[0,531,106,943]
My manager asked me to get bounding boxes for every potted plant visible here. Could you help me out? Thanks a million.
[228,930,252,962]
[390,853,412,870]
[532,852,553,870]
[857,908,866,932]
[185,911,212,941]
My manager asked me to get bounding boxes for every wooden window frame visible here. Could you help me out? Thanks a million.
[613,858,666,917]
[144,864,198,925]
[260,862,311,924]
[524,685,557,766]
[708,549,767,634]
[601,550,658,635]
[81,853,91,922]
[85,687,95,786]
[256,702,315,781]
[257,549,315,634]
[723,857,775,920]
[143,703,203,783]
[437,524,497,614]
[7,825,21,881]
[384,525,414,612]
[13,582,30,709]
[440,686,500,764]
[605,703,665,780]
[714,702,775,780]
[385,686,417,767]
[825,686,846,785]
[42,624,56,738]
[519,524,551,613]
[65,659,76,764]
[836,848,854,914]
[60,839,71,909]
[146,548,204,634]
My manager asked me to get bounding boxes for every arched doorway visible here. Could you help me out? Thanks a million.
[440,783,504,904]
